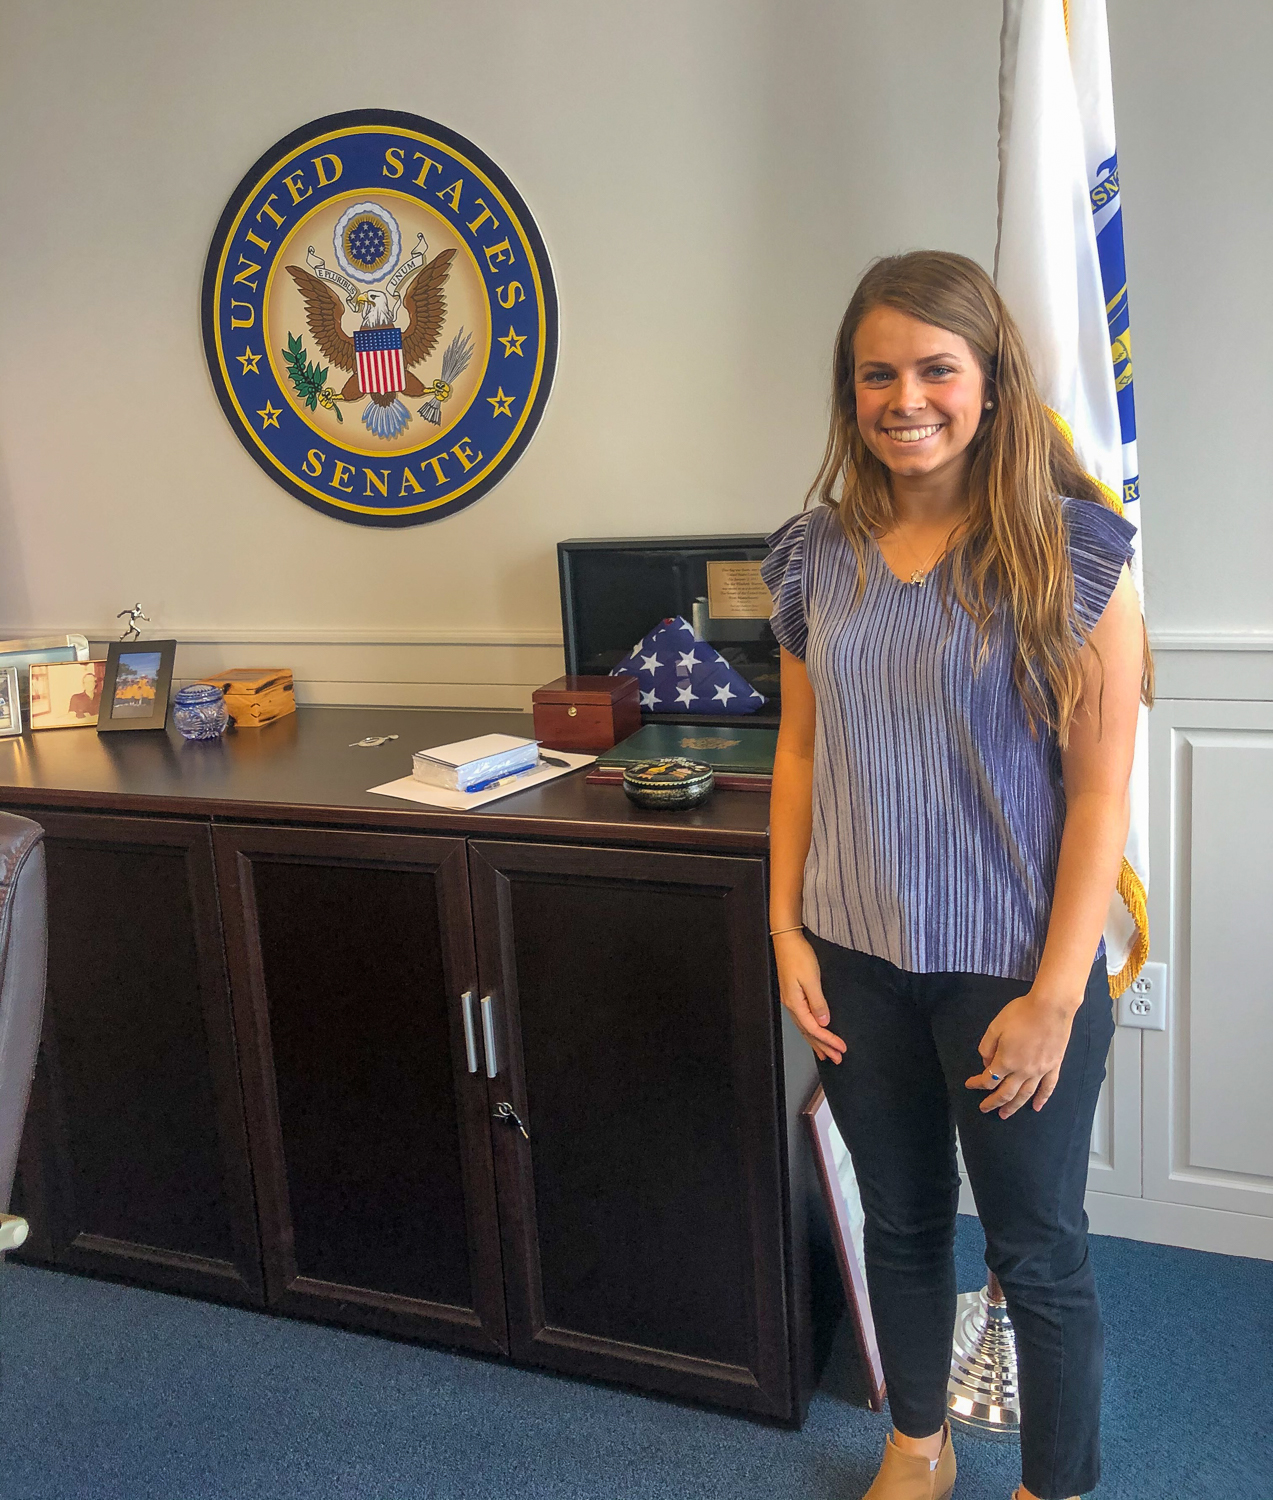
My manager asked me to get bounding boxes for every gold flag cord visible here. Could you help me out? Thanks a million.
[1111,858,1150,999]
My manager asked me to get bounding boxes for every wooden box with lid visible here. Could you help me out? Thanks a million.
[532,674,641,753]
[197,668,295,728]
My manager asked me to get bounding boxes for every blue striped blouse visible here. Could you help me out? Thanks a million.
[762,498,1137,980]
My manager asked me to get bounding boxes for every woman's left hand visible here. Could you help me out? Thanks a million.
[965,992,1078,1118]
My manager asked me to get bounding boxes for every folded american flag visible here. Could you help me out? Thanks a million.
[610,616,765,715]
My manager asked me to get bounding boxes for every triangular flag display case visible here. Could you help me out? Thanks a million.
[557,535,780,727]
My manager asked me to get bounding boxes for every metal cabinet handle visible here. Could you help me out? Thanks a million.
[460,990,480,1074]
[479,993,498,1079]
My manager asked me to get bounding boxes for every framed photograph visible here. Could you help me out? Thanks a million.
[803,1083,886,1412]
[0,634,90,714]
[0,665,21,737]
[96,640,177,733]
[28,660,107,730]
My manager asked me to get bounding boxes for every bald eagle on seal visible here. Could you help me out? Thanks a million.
[284,249,455,439]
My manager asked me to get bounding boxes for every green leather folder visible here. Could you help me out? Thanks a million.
[596,723,778,776]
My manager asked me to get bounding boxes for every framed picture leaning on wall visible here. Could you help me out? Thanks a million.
[96,640,177,734]
[0,666,21,737]
[29,660,107,729]
[0,634,90,715]
[803,1083,886,1412]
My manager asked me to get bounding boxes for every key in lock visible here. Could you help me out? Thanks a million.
[493,1101,529,1140]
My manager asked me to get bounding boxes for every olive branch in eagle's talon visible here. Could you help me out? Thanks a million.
[282,332,344,422]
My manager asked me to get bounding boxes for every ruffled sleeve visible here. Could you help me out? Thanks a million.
[1063,497,1137,631]
[761,511,814,660]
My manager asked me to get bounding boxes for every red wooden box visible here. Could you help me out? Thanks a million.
[532,674,642,753]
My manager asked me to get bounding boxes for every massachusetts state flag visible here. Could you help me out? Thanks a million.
[611,617,765,715]
[996,0,1149,995]
[355,327,406,396]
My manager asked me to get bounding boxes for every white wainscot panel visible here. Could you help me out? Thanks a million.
[1144,702,1273,1221]
[103,635,567,714]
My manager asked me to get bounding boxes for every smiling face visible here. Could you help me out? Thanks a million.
[852,305,987,485]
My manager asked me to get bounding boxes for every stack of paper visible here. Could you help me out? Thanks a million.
[371,747,596,810]
[412,733,539,794]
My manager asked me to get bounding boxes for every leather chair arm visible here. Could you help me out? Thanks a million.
[0,812,47,1216]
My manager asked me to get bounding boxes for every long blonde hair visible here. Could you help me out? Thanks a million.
[809,250,1152,743]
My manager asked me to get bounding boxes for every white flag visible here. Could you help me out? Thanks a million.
[996,0,1148,996]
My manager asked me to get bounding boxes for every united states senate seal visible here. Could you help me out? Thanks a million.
[201,110,558,527]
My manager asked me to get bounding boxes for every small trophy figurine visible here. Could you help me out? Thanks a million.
[116,603,150,642]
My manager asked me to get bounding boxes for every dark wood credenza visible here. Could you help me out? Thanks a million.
[0,706,840,1424]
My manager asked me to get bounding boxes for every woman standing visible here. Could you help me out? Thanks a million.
[762,251,1149,1500]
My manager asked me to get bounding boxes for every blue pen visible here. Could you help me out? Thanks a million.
[461,759,543,796]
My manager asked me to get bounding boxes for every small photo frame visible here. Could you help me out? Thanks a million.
[28,660,107,730]
[0,665,21,737]
[803,1083,886,1412]
[96,640,177,733]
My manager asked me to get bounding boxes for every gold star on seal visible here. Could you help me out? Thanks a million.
[237,347,263,375]
[487,387,516,418]
[257,401,282,429]
[498,326,526,358]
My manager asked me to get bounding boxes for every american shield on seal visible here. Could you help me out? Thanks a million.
[201,110,559,527]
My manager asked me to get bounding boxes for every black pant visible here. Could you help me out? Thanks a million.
[810,935,1115,1500]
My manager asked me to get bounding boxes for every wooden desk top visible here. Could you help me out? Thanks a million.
[0,706,770,854]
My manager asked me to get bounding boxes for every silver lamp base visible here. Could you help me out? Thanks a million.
[947,1274,1020,1439]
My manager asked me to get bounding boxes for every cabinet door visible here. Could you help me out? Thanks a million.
[8,810,261,1304]
[214,826,507,1353]
[468,840,792,1419]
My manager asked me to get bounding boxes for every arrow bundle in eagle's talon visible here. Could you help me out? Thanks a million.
[419,328,475,424]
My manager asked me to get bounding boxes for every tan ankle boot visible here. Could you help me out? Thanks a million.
[863,1422,956,1500]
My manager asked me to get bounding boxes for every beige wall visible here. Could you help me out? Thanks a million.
[1106,2,1273,642]
[0,0,1268,707]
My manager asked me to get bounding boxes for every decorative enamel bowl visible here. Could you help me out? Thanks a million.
[621,758,715,810]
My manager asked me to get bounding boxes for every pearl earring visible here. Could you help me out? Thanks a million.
[984,400,995,409]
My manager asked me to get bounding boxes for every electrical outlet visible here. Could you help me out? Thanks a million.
[1118,961,1168,1030]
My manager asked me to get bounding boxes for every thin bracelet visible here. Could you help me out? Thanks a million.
[769,924,804,936]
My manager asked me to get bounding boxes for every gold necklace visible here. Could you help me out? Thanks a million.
[890,524,960,587]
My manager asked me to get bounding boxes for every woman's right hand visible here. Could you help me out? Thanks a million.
[773,931,845,1064]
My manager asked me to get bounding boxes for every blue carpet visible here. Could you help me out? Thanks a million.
[0,1217,1268,1500]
